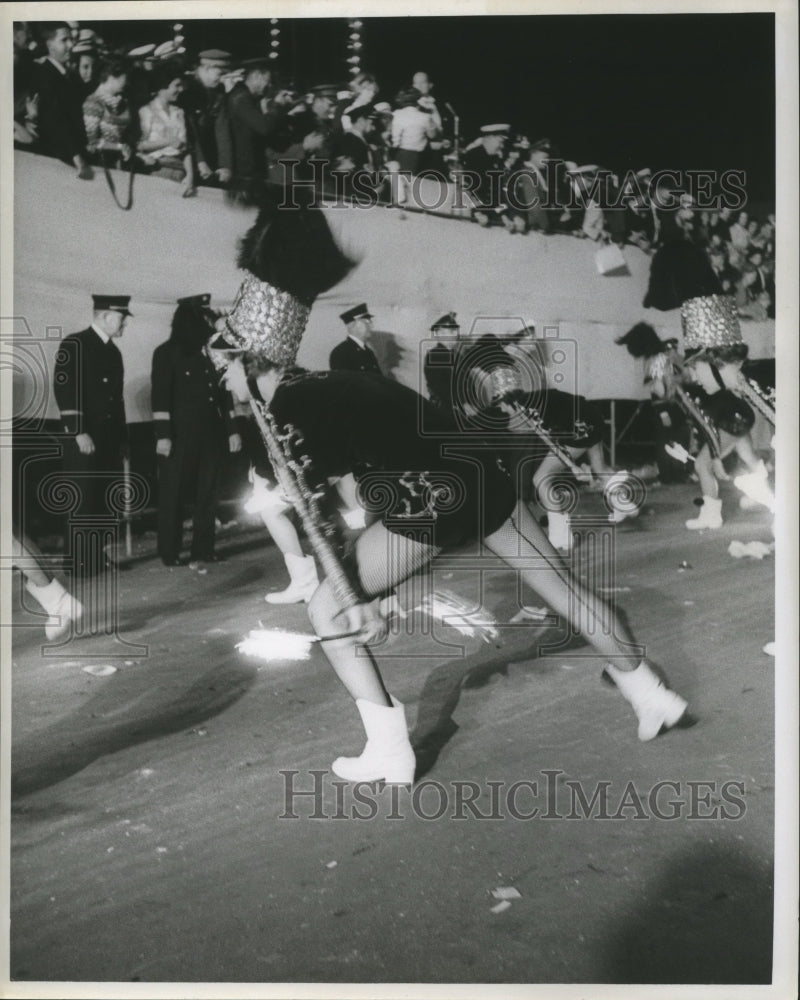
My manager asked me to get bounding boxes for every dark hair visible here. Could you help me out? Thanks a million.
[97,58,128,84]
[151,59,184,93]
[237,192,357,306]
[38,22,70,44]
[169,300,216,354]
[616,322,667,359]
[685,342,749,366]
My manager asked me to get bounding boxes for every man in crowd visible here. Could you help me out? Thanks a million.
[462,124,512,228]
[180,49,233,188]
[330,304,382,374]
[333,103,379,197]
[151,293,241,572]
[53,295,132,579]
[34,22,93,179]
[227,57,294,202]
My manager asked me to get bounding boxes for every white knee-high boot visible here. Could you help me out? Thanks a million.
[266,553,319,604]
[547,511,572,551]
[332,695,416,784]
[606,662,688,741]
[686,496,723,530]
[25,578,83,641]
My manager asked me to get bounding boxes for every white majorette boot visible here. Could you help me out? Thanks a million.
[265,553,319,604]
[26,578,84,641]
[686,495,723,530]
[332,695,416,785]
[733,461,775,514]
[547,510,572,552]
[606,662,688,742]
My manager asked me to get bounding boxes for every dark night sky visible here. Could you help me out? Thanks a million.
[86,13,776,199]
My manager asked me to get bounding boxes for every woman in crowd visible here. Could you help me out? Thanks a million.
[137,59,195,196]
[82,57,133,165]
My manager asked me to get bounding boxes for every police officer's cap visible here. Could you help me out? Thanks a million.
[480,123,511,135]
[198,49,232,66]
[93,294,133,316]
[128,43,156,59]
[177,292,212,308]
[310,83,340,100]
[340,303,373,325]
[430,312,459,331]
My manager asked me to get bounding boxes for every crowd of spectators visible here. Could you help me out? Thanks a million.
[13,20,775,319]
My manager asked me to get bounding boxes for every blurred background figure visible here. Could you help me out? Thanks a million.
[151,294,242,571]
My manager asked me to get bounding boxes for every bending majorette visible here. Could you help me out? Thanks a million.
[212,193,689,787]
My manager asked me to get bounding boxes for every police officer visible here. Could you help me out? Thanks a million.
[329,303,382,374]
[53,293,131,576]
[423,311,460,407]
[151,293,242,570]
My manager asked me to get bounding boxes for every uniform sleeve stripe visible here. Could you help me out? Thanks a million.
[152,411,171,420]
[60,409,82,415]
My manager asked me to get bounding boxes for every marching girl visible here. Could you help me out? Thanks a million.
[224,356,689,783]
[640,197,774,528]
[212,197,689,786]
[679,304,774,529]
[615,322,692,484]
[427,328,632,550]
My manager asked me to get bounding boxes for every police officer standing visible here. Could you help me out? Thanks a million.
[151,293,241,571]
[53,294,131,577]
[329,303,382,374]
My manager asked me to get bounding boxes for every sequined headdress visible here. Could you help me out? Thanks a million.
[209,194,356,369]
[681,294,742,351]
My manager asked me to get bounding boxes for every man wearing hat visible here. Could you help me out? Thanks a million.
[330,304,382,374]
[53,295,133,576]
[462,124,513,228]
[423,312,461,407]
[333,103,379,195]
[151,294,241,569]
[227,57,295,202]
[275,84,339,172]
[179,49,234,187]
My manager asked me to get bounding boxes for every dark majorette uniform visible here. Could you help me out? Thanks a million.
[52,296,131,573]
[270,370,516,549]
[151,294,238,564]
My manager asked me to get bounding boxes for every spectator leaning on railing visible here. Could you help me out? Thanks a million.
[138,58,195,196]
[83,58,134,166]
[34,21,93,179]
[179,49,234,189]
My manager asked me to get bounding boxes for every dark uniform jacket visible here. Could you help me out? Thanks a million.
[151,342,237,440]
[270,371,516,549]
[227,82,287,182]
[462,145,507,209]
[53,326,127,450]
[35,58,87,165]
[179,77,233,173]
[329,336,382,375]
